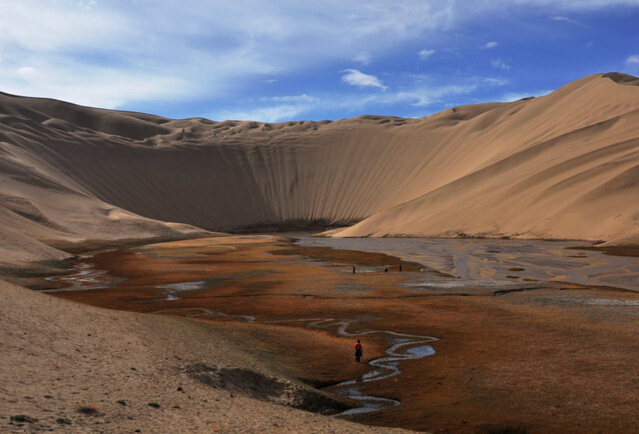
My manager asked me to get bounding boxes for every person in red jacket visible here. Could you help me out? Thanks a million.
[354,339,363,363]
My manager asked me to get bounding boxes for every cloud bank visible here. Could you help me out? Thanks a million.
[0,0,638,121]
[341,70,387,90]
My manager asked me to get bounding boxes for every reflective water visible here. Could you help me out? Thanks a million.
[295,237,639,291]
[288,319,438,417]
[41,235,638,418]
[156,281,208,300]
[43,261,125,292]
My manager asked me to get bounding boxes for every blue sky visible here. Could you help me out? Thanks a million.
[1,1,639,122]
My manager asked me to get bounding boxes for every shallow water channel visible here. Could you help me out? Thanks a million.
[42,260,439,417]
[43,257,439,416]
[257,317,438,417]
[312,319,437,417]
[294,236,639,291]
[40,235,639,418]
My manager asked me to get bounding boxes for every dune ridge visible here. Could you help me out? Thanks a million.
[1,73,639,266]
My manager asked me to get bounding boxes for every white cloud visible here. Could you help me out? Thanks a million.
[481,0,639,10]
[483,77,509,86]
[498,89,552,102]
[0,0,457,109]
[491,58,510,70]
[1,0,639,120]
[624,54,639,74]
[269,94,318,103]
[216,80,503,122]
[354,52,372,65]
[550,16,576,23]
[0,2,130,52]
[214,94,320,123]
[626,55,639,65]
[331,74,508,113]
[386,83,478,108]
[217,106,309,123]
[341,69,387,90]
[77,0,97,11]
[0,59,191,109]
[15,66,37,78]
[418,49,436,60]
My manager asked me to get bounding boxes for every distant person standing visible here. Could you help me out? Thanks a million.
[354,339,363,363]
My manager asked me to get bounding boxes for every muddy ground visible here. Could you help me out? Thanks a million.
[32,235,639,434]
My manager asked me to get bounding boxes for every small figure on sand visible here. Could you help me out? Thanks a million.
[354,339,363,363]
[352,266,356,274]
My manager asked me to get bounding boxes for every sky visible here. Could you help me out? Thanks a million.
[1,1,639,123]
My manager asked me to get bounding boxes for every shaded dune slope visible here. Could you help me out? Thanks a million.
[1,73,639,266]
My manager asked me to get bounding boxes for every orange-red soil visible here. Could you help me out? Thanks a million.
[42,236,639,434]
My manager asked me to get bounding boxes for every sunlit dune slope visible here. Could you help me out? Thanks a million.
[1,72,638,266]
[332,73,639,244]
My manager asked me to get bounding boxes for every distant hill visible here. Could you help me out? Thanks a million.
[1,72,638,266]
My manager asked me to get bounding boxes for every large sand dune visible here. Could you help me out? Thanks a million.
[2,74,639,433]
[1,73,639,266]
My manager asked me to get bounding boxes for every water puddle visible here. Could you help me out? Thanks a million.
[294,236,639,291]
[332,389,399,417]
[156,281,208,301]
[41,261,125,292]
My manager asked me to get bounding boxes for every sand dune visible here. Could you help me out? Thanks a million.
[332,73,639,243]
[2,74,639,433]
[1,73,639,267]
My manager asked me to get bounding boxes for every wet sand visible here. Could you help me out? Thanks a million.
[299,237,639,291]
[33,235,639,433]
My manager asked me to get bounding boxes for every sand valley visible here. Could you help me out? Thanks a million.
[2,73,639,433]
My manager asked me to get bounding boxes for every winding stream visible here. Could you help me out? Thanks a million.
[37,235,639,420]
[42,261,124,292]
[258,318,438,417]
[156,310,439,416]
[318,321,437,417]
[42,260,438,417]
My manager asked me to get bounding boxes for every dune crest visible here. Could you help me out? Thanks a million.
[1,73,639,265]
